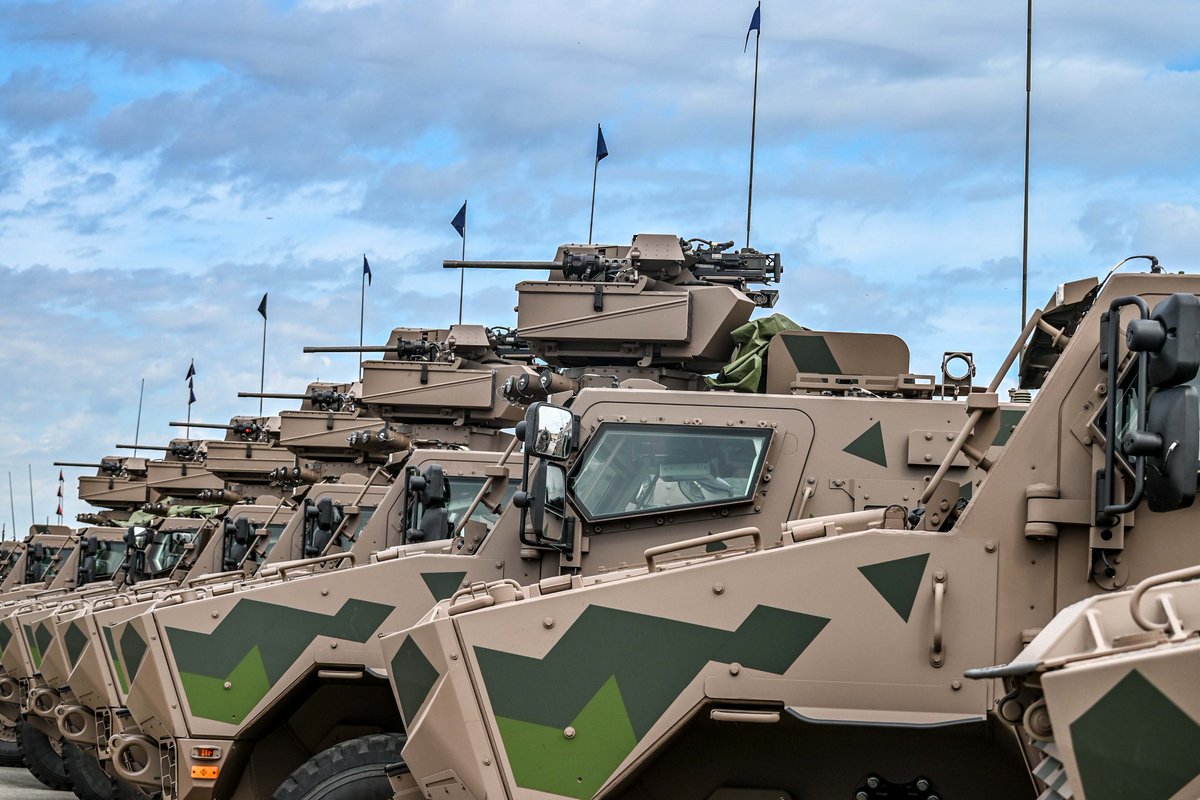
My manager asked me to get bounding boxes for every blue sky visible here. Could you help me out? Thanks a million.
[3,0,1200,523]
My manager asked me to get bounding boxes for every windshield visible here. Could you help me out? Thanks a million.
[26,546,59,582]
[571,425,772,521]
[330,507,376,552]
[145,528,199,575]
[260,523,287,558]
[93,541,128,579]
[407,477,520,538]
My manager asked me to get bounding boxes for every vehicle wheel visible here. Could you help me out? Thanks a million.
[19,718,72,790]
[0,720,23,767]
[63,742,149,800]
[273,733,406,800]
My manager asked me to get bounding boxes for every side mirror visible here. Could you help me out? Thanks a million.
[234,517,254,546]
[303,496,340,557]
[526,403,578,462]
[1144,385,1199,512]
[78,537,99,586]
[316,497,336,530]
[1099,292,1200,525]
[408,464,450,543]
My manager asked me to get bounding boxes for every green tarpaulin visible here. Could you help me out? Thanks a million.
[706,313,805,393]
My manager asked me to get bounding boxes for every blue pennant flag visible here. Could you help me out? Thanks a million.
[185,359,195,380]
[451,201,467,238]
[744,2,761,52]
[595,125,608,163]
[188,385,196,405]
[362,254,372,286]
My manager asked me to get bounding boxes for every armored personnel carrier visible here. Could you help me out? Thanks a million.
[384,266,1200,800]
[17,393,444,797]
[970,561,1200,800]
[48,331,534,800]
[90,234,1029,800]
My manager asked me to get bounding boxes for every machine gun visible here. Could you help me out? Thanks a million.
[238,388,354,413]
[169,418,267,441]
[445,233,784,376]
[445,233,781,308]
[54,460,126,476]
[305,325,530,364]
[115,441,203,462]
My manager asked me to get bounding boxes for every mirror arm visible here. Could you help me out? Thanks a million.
[1097,295,1151,526]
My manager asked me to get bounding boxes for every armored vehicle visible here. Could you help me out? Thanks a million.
[56,328,535,799]
[19,397,413,795]
[98,235,1026,800]
[385,266,1200,800]
[57,457,155,524]
[970,561,1200,800]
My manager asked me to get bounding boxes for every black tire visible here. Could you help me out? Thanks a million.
[63,742,148,800]
[273,733,406,800]
[0,720,23,768]
[19,718,72,790]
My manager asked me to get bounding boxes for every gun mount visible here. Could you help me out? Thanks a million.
[169,417,271,443]
[56,456,153,513]
[239,385,356,413]
[317,327,531,443]
[447,233,782,376]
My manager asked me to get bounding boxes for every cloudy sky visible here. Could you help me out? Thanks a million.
[2,0,1199,523]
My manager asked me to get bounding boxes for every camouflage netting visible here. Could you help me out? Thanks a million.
[706,313,805,393]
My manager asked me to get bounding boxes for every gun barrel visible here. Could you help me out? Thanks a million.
[238,392,309,400]
[443,260,560,271]
[303,346,393,353]
[53,462,105,468]
[115,444,170,451]
[168,421,235,430]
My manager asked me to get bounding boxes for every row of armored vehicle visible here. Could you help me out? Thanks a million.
[6,235,1170,800]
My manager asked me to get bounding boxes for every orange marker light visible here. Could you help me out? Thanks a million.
[191,766,219,780]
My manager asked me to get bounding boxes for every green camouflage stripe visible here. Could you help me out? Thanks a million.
[166,598,393,723]
[119,624,148,683]
[103,626,130,695]
[391,635,439,725]
[64,621,88,668]
[1070,669,1200,800]
[475,603,828,798]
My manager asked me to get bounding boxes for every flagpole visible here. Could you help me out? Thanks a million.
[27,464,34,526]
[589,155,600,245]
[459,210,466,325]
[359,259,367,381]
[746,1,761,250]
[1020,0,1032,329]
[133,377,145,457]
[259,312,268,416]
[8,472,16,536]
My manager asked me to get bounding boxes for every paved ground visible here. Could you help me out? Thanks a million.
[0,768,73,797]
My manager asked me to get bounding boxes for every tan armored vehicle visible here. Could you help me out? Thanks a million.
[94,235,1030,800]
[52,329,535,799]
[17,400,407,796]
[1,426,289,793]
[384,266,1200,800]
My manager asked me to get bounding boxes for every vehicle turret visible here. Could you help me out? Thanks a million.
[55,456,153,516]
[450,234,781,378]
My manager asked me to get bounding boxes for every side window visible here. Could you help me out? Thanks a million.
[570,425,772,521]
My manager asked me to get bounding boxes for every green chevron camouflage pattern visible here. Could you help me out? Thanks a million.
[23,621,53,671]
[165,597,393,723]
[474,604,828,797]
